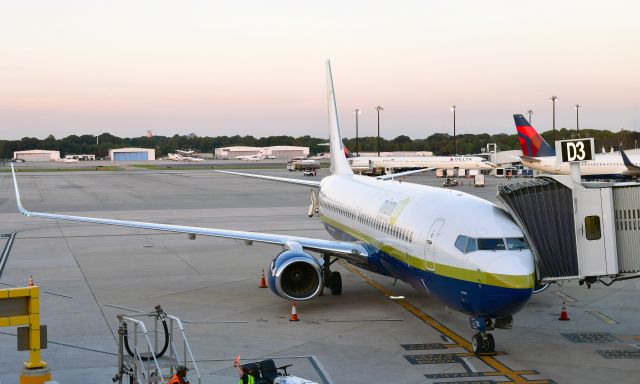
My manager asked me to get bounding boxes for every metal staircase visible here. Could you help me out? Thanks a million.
[113,305,201,384]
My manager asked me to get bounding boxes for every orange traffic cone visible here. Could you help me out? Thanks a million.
[559,301,570,321]
[259,269,267,289]
[289,302,299,321]
[28,275,34,287]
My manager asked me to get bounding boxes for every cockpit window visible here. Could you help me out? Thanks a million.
[465,237,477,253]
[506,237,529,250]
[455,235,467,252]
[477,238,506,251]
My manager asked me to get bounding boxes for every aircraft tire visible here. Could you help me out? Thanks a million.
[486,334,495,352]
[330,271,342,295]
[471,334,483,354]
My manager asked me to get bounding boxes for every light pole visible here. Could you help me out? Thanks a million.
[375,106,384,156]
[550,96,558,142]
[527,110,533,124]
[450,105,457,155]
[575,104,581,137]
[353,109,361,156]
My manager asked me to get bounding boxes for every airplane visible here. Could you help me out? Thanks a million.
[514,114,640,178]
[10,62,535,354]
[235,154,266,161]
[345,149,495,175]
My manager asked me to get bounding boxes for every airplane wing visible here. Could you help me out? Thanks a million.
[376,167,435,180]
[10,165,364,259]
[214,170,321,188]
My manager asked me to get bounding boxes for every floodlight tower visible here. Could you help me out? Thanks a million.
[375,106,384,156]
[575,104,582,137]
[550,96,559,141]
[353,108,362,156]
[450,105,457,155]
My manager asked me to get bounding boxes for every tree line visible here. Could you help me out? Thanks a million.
[1,128,639,159]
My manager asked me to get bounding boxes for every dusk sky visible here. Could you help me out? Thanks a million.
[1,1,639,140]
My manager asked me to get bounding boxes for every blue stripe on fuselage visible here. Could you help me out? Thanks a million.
[324,223,532,318]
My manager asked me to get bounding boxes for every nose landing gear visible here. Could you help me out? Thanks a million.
[471,332,495,354]
[469,316,496,354]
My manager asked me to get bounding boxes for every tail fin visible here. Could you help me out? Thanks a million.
[344,146,355,158]
[513,114,555,157]
[326,60,353,175]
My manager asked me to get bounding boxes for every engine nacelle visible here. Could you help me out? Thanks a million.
[269,250,323,301]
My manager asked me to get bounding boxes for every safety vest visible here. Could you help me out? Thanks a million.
[238,374,255,384]
[168,374,183,384]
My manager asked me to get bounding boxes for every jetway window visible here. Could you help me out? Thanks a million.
[585,215,601,240]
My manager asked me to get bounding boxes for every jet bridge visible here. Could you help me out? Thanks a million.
[498,175,640,286]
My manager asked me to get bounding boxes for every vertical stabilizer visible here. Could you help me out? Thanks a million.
[513,114,556,157]
[326,61,353,175]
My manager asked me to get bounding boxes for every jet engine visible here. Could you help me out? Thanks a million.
[268,250,323,300]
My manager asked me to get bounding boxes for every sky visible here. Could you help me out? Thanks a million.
[1,1,639,140]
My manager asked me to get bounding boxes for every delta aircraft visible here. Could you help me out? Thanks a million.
[11,62,535,354]
[514,114,640,178]
[346,150,495,175]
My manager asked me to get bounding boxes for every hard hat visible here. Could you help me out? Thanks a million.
[176,365,188,375]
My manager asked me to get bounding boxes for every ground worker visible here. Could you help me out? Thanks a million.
[236,365,255,384]
[168,365,189,384]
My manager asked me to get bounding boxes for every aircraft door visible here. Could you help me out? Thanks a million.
[424,218,445,271]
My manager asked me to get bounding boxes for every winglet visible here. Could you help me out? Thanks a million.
[10,164,30,216]
[326,60,353,175]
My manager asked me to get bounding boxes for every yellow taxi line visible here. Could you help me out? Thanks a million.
[339,260,551,383]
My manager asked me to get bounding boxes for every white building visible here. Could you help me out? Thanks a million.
[14,150,60,162]
[215,146,309,160]
[109,147,155,161]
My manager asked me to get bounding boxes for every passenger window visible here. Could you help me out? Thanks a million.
[454,235,467,253]
[465,237,477,253]
[585,215,601,240]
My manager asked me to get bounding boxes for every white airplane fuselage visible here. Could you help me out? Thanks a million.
[522,154,640,177]
[318,173,534,318]
[348,156,493,174]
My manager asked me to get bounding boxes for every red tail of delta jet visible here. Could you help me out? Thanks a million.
[513,114,556,157]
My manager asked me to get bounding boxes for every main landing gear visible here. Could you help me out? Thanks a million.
[468,315,512,354]
[321,254,342,295]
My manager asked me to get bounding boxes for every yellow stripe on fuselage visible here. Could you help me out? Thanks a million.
[320,214,534,290]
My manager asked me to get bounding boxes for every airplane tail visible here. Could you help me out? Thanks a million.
[513,114,555,157]
[326,61,353,175]
[344,146,355,158]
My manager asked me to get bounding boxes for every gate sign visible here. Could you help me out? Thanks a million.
[555,138,595,163]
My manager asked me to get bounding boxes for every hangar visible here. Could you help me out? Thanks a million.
[13,149,60,162]
[109,147,155,161]
[215,146,309,159]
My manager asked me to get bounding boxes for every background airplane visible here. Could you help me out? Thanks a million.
[11,62,535,354]
[514,114,640,178]
[345,148,494,175]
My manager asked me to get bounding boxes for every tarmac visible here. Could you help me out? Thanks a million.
[0,165,639,383]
